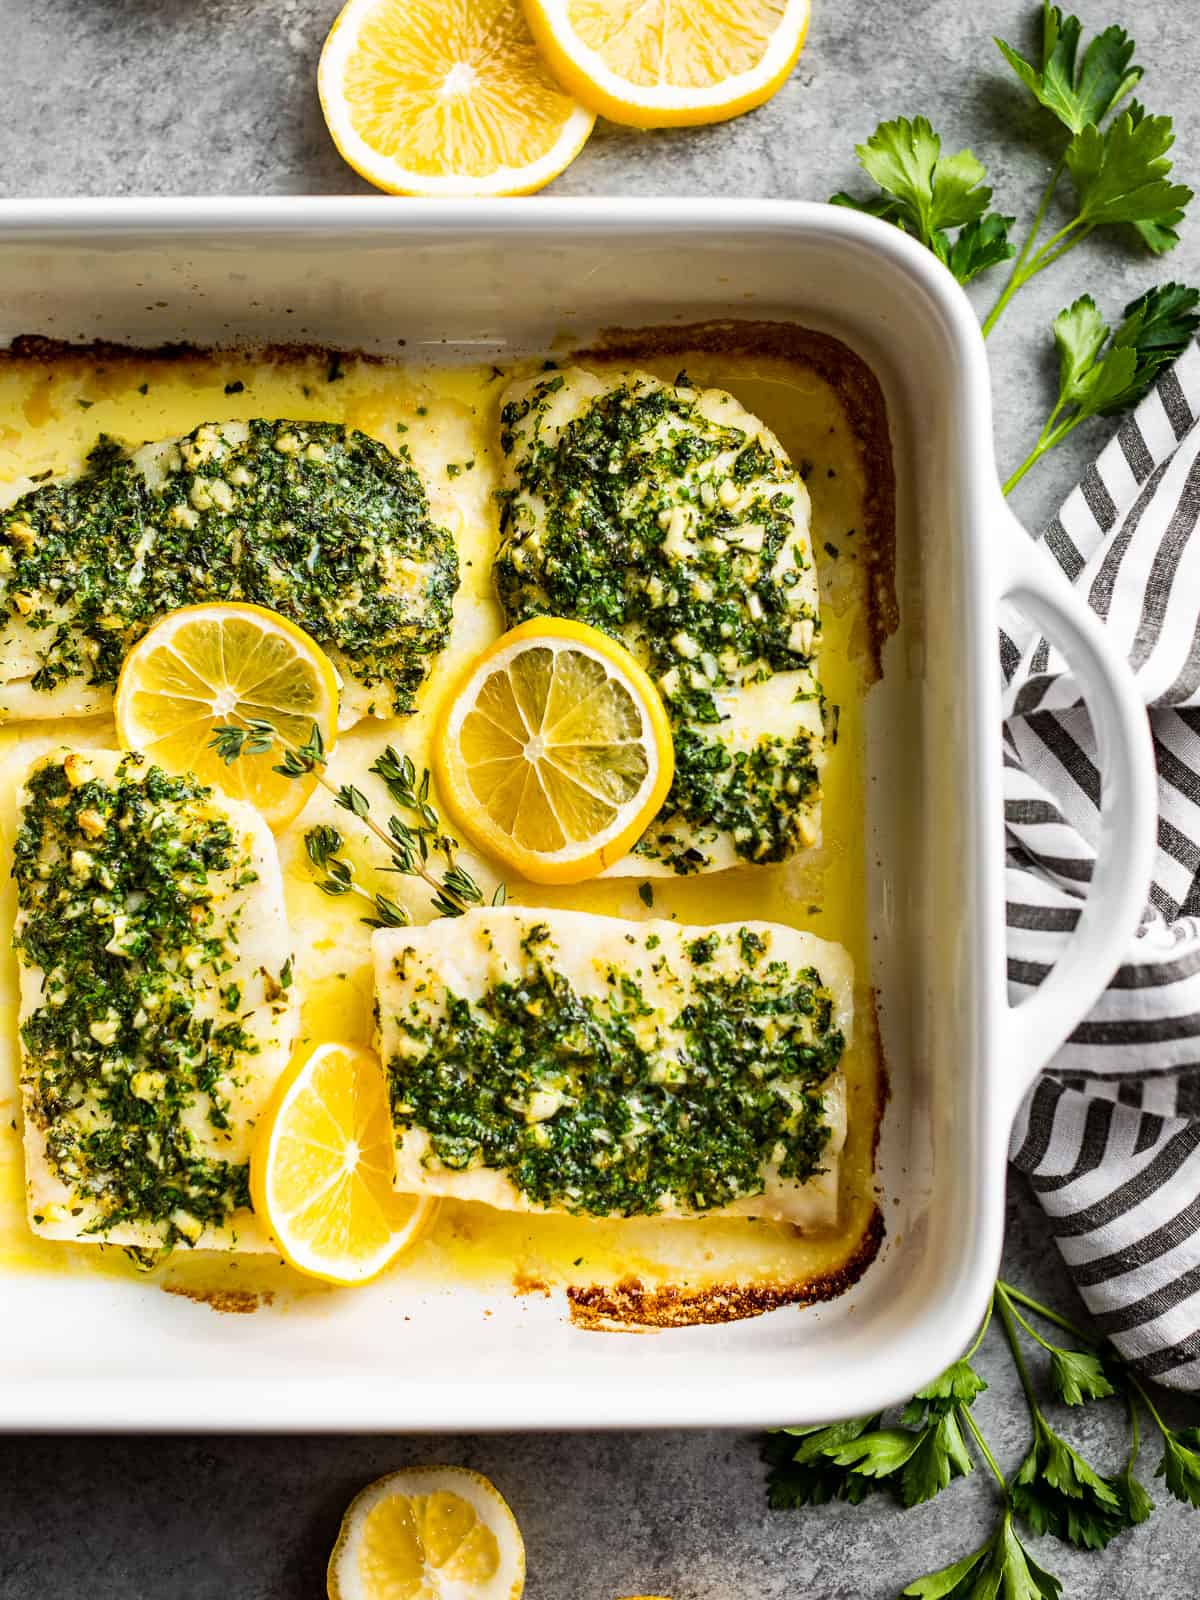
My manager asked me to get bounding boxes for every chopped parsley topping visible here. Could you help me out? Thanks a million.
[386,923,843,1217]
[0,418,458,714]
[12,754,275,1246]
[496,375,822,870]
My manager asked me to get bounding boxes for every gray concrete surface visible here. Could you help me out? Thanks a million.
[1,0,1198,1595]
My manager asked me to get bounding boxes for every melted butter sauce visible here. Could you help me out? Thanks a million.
[0,346,882,1314]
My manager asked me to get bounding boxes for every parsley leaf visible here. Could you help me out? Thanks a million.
[823,1427,924,1479]
[1066,104,1194,247]
[995,5,1142,134]
[1010,1412,1128,1549]
[1115,1458,1155,1526]
[901,1542,991,1599]
[763,1419,880,1508]
[901,1411,974,1508]
[773,1357,988,1515]
[1048,1347,1117,1407]
[1005,283,1200,492]
[890,1357,985,1506]
[902,1512,1063,1600]
[947,214,1019,285]
[1157,1426,1200,1508]
[903,1357,989,1417]
[1108,280,1200,389]
[830,116,1014,286]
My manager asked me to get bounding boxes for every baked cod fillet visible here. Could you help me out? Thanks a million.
[374,909,851,1227]
[495,367,824,875]
[13,750,297,1251]
[0,418,457,725]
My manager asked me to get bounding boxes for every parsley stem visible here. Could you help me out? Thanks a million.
[960,1404,1009,1494]
[981,157,1066,337]
[1003,406,1079,495]
[1002,1294,1064,1357]
[1126,1385,1143,1474]
[1128,1373,1173,1444]
[995,1285,1043,1425]
[1003,443,1049,496]
[962,1290,995,1364]
[997,1280,1098,1347]
[1022,218,1090,281]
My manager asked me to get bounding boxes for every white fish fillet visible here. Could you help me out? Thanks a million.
[374,909,851,1228]
[495,367,824,876]
[0,419,456,727]
[14,749,297,1250]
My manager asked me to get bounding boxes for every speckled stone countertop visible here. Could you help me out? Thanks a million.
[0,1,1197,1595]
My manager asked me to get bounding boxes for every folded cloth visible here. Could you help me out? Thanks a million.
[1004,341,1200,1391]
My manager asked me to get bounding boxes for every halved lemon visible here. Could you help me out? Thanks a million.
[521,0,811,127]
[114,602,340,830]
[318,0,596,197]
[250,1041,438,1287]
[434,617,674,886]
[328,1467,525,1600]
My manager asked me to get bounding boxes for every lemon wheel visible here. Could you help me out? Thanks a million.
[250,1042,437,1287]
[113,602,340,830]
[521,0,811,127]
[433,618,674,886]
[327,1467,526,1600]
[319,0,596,197]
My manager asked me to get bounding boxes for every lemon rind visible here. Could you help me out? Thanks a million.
[520,0,810,129]
[250,1042,438,1288]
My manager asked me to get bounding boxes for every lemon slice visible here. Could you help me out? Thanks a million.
[318,0,596,197]
[250,1042,438,1287]
[521,0,811,127]
[434,617,674,886]
[328,1467,525,1600]
[114,602,340,830]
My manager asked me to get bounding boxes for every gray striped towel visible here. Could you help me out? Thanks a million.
[1004,341,1200,1392]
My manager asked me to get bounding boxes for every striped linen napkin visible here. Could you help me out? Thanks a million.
[1003,341,1200,1392]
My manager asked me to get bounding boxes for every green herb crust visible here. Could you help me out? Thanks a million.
[379,913,847,1219]
[13,751,293,1248]
[495,370,823,873]
[0,418,457,716]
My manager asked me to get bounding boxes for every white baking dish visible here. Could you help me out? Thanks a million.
[0,199,1155,1432]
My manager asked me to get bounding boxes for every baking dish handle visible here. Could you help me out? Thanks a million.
[996,502,1156,1109]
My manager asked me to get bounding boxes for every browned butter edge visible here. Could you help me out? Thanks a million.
[574,318,899,679]
[162,1284,273,1316]
[5,324,893,1327]
[1,334,391,369]
[568,1205,886,1331]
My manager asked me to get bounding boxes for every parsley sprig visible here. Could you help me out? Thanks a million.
[829,4,1199,492]
[830,116,1016,286]
[210,720,504,925]
[985,9,1191,333]
[1004,283,1200,491]
[765,1278,1199,1597]
[833,5,1192,312]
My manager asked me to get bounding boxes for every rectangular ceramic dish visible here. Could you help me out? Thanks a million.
[0,199,1155,1431]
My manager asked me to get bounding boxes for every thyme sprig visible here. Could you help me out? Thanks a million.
[210,719,505,925]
